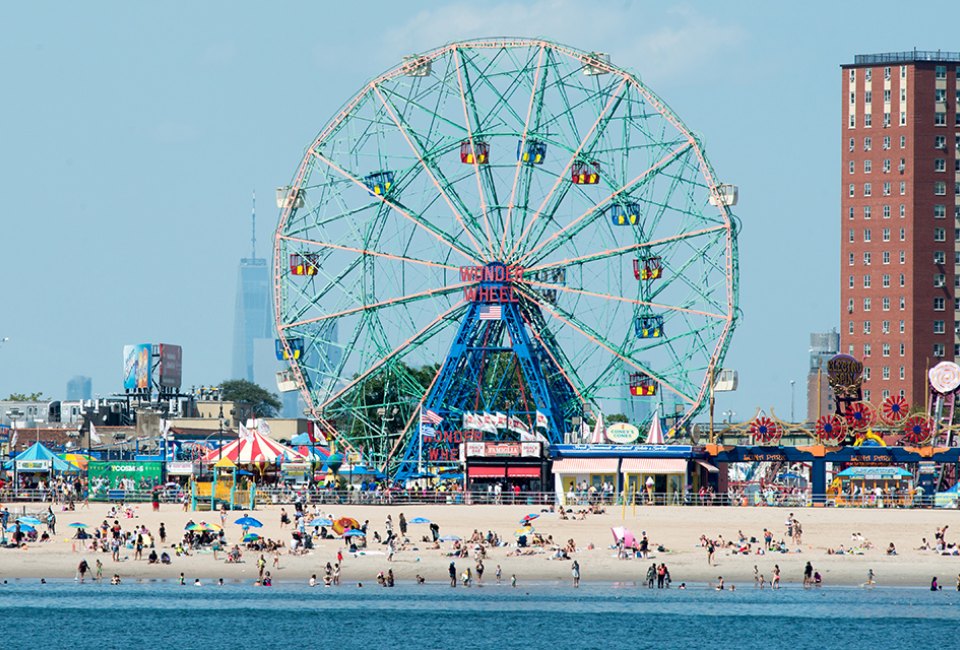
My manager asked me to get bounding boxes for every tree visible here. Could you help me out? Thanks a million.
[219,380,282,417]
[606,413,629,424]
[5,392,46,401]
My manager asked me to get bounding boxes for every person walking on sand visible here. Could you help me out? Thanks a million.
[866,569,876,587]
[257,554,267,580]
[476,559,484,584]
[449,561,457,587]
[707,540,716,566]
[803,561,813,587]
[572,560,580,588]
[496,564,502,585]
[754,565,760,588]
[772,565,781,589]
[95,559,103,583]
[77,559,89,583]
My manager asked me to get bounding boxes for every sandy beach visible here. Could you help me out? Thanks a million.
[1,502,958,588]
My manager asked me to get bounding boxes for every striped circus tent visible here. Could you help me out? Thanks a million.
[201,429,305,465]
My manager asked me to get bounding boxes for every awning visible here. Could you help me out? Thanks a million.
[621,458,687,475]
[695,459,719,473]
[507,466,542,478]
[551,458,619,475]
[468,466,506,478]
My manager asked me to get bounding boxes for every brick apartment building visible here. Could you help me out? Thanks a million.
[841,51,960,408]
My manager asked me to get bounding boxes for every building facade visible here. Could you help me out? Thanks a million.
[806,330,840,421]
[66,375,92,401]
[841,51,960,409]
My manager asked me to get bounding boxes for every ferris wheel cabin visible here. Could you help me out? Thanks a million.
[363,171,395,197]
[275,186,305,209]
[402,54,432,77]
[459,140,490,164]
[571,161,600,185]
[708,184,738,207]
[582,52,611,76]
[517,139,547,164]
[634,315,664,339]
[289,253,319,276]
[608,202,640,225]
[629,372,657,396]
[275,337,304,361]
[633,256,663,281]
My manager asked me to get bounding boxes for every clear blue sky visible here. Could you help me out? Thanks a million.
[1,0,957,421]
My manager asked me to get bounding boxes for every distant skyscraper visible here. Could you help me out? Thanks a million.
[806,330,839,422]
[66,375,92,401]
[232,192,274,382]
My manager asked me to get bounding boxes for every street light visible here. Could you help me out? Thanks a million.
[218,397,225,460]
[790,380,796,422]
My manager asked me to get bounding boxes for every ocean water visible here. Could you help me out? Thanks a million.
[1,581,957,649]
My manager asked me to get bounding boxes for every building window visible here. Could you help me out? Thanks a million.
[864,275,871,289]
[899,250,905,264]
[864,344,872,357]
[849,229,855,243]
[899,181,906,195]
[936,65,946,79]
[865,113,873,127]
[863,252,872,265]
[864,183,872,197]
[899,366,905,379]
[864,206,872,219]
[849,184,855,197]
[864,296,871,310]
[883,251,891,264]
[934,204,946,218]
[883,343,891,356]
[935,159,947,172]
[881,367,890,380]
[882,228,891,241]
[848,321,854,335]
[848,206,855,220]
[935,135,946,149]
[900,343,906,356]
[849,137,855,151]
[849,69,856,82]
[936,88,947,103]
[882,182,891,196]
[936,112,946,126]
[865,69,872,81]
[899,204,905,218]
[935,297,946,310]
[849,252,855,266]
[882,205,891,218]
[882,297,891,311]
[882,389,890,399]
[900,65,907,78]
[849,160,855,174]
[849,275,855,288]
[934,228,947,242]
[883,159,891,173]
[882,273,890,287]
[864,136,872,151]
[864,367,872,381]
[864,229,871,242]
[935,181,947,195]
[934,251,946,264]
[935,320,946,334]
[900,135,906,148]
[863,321,871,334]
[934,343,946,358]
[849,114,856,128]
[900,111,906,126]
[865,90,873,103]
[934,274,946,287]
[883,112,891,127]
[899,320,905,334]
[864,160,872,173]
[882,320,890,334]
[884,67,891,81]
[883,136,891,150]
[899,228,906,241]
[899,273,905,287]
[899,296,906,310]
[848,298,855,313]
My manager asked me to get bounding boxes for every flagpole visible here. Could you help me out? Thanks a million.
[417,410,423,475]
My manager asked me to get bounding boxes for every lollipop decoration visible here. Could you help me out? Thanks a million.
[844,401,874,430]
[815,415,847,445]
[901,415,932,446]
[880,395,909,424]
[749,416,782,445]
[928,361,960,395]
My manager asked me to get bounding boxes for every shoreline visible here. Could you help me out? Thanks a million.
[1,502,958,588]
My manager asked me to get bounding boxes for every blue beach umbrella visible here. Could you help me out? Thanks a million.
[6,524,35,533]
[242,533,261,543]
[68,523,89,528]
[439,535,461,542]
[309,518,333,527]
[409,517,431,524]
[18,517,42,526]
[342,529,366,538]
[234,516,263,528]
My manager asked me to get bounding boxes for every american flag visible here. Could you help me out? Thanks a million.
[421,408,443,425]
[479,305,502,320]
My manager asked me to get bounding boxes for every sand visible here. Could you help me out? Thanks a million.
[1,501,958,587]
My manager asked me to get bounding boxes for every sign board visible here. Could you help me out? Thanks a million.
[166,461,199,476]
[464,441,542,458]
[157,344,183,388]
[606,422,640,444]
[16,459,51,471]
[88,460,163,485]
[122,344,152,390]
[281,462,310,483]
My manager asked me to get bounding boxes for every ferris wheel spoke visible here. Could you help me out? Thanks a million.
[507,77,628,260]
[525,279,727,321]
[372,84,493,261]
[311,150,482,265]
[518,308,593,411]
[280,235,460,272]
[516,286,696,405]
[316,300,467,412]
[517,141,693,267]
[281,282,469,330]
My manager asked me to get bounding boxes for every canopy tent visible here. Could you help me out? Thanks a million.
[836,466,912,480]
[202,430,305,466]
[5,442,80,473]
[289,432,330,448]
[295,445,331,461]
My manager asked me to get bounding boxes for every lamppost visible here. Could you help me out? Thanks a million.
[7,407,22,497]
[722,410,736,424]
[218,397,225,460]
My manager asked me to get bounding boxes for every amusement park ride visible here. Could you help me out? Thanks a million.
[271,39,740,479]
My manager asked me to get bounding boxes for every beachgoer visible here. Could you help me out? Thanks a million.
[716,576,724,591]
[77,559,89,583]
[95,559,103,583]
[179,572,186,586]
[476,559,484,584]
[449,562,457,587]
[707,541,715,566]
[803,561,813,587]
[309,574,317,587]
[931,577,940,591]
[511,574,517,588]
[572,560,580,587]
[866,569,876,586]
[496,564,502,585]
[772,565,780,589]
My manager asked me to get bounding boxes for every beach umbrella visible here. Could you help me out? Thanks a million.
[68,523,88,529]
[342,529,366,538]
[611,526,636,548]
[514,526,534,537]
[308,518,334,527]
[409,517,431,524]
[332,517,360,535]
[520,513,540,523]
[18,517,42,526]
[439,535,461,542]
[234,516,263,528]
[6,524,34,533]
[242,533,261,543]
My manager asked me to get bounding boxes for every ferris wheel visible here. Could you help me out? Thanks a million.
[273,38,739,474]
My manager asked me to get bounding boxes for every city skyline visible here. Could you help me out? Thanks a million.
[2,1,960,420]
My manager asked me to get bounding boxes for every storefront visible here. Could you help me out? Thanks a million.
[464,441,548,494]
[552,458,619,504]
[621,458,687,504]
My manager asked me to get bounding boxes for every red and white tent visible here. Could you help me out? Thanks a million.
[202,428,304,465]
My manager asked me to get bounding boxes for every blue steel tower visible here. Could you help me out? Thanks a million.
[231,192,273,382]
